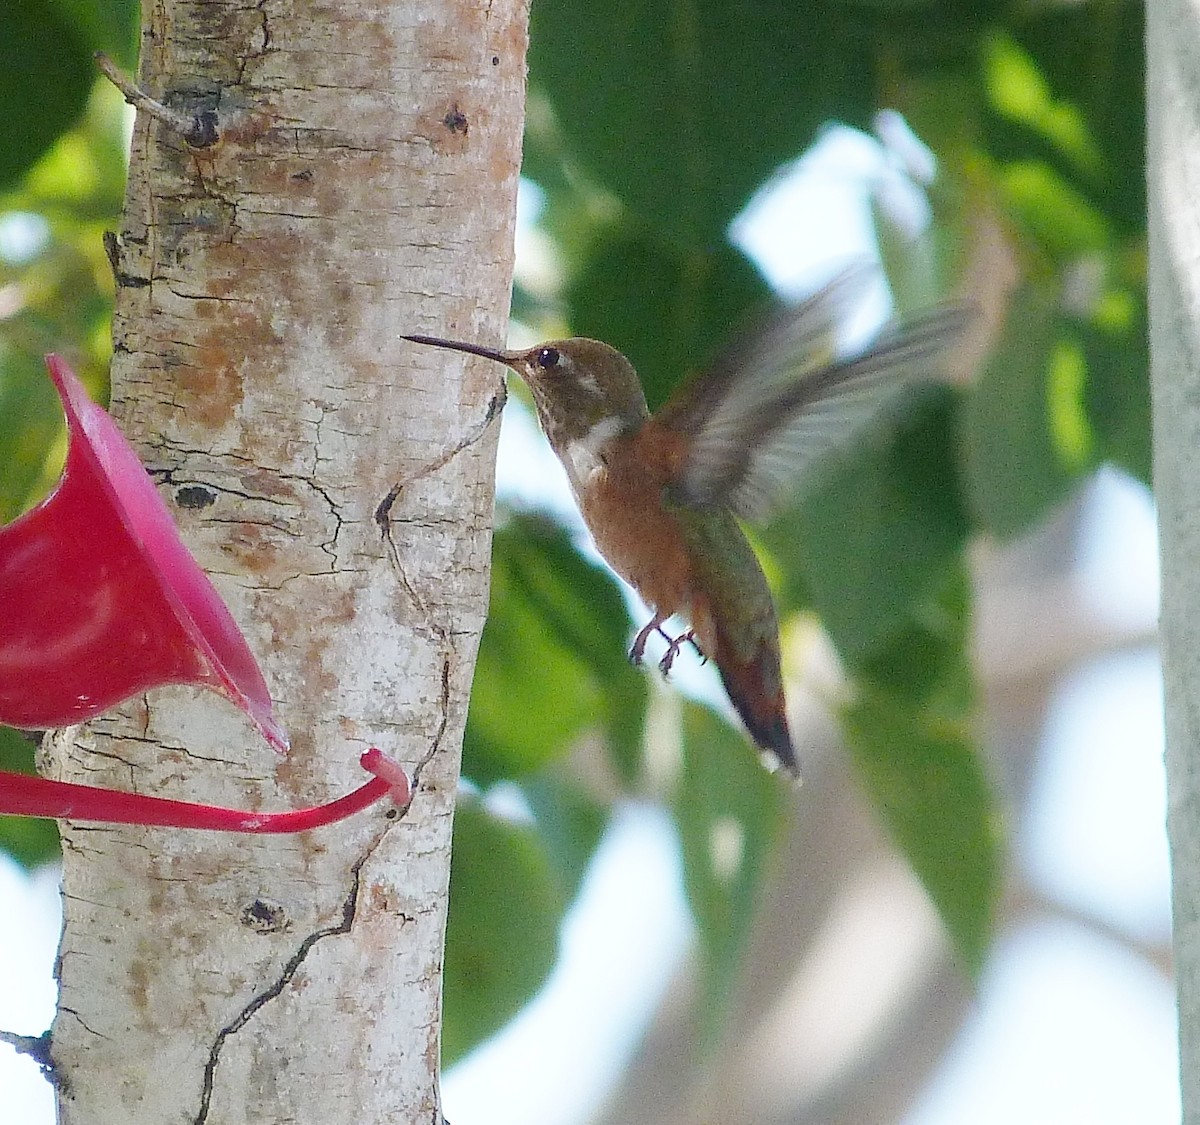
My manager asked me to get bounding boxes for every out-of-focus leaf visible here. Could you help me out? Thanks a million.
[521,775,609,901]
[463,557,603,781]
[0,726,60,868]
[463,513,646,784]
[841,565,1000,974]
[839,0,1000,15]
[0,352,67,523]
[999,161,1109,260]
[876,196,969,322]
[16,82,130,222]
[673,701,786,1049]
[971,6,1144,240]
[1082,297,1150,485]
[1008,3,1145,234]
[529,0,874,247]
[961,283,1087,538]
[566,232,771,412]
[0,4,94,191]
[983,31,1101,175]
[521,90,623,272]
[873,66,983,316]
[0,83,130,521]
[443,801,564,1065]
[50,0,141,68]
[564,232,768,412]
[764,383,969,667]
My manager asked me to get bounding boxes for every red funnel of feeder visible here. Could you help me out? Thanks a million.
[0,355,287,751]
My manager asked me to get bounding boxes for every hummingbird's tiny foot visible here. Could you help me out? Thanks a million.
[658,629,697,677]
[629,617,661,666]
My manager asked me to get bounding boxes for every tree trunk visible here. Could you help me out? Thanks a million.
[1148,1,1199,1118]
[43,2,527,1120]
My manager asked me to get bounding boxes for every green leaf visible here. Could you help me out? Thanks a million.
[673,701,786,1049]
[961,283,1086,538]
[1082,296,1150,485]
[0,3,95,190]
[764,383,969,667]
[0,726,60,868]
[521,775,609,902]
[983,30,1101,175]
[998,160,1109,259]
[443,801,564,1065]
[463,513,647,784]
[0,82,131,522]
[1004,3,1145,233]
[529,0,874,247]
[0,352,68,523]
[841,566,1000,974]
[565,231,771,413]
[15,81,131,220]
[50,0,141,68]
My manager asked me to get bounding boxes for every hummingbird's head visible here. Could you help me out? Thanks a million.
[402,334,649,446]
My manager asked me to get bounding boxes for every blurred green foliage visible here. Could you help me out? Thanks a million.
[0,0,1146,1069]
[674,702,788,1047]
[442,800,566,1065]
[464,513,647,784]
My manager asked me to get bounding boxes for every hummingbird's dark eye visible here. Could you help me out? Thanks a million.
[536,347,560,369]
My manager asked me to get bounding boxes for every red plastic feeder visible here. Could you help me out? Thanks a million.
[0,355,286,750]
[0,356,412,832]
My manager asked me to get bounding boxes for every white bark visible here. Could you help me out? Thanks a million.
[43,2,527,1121]
[1149,0,1200,1117]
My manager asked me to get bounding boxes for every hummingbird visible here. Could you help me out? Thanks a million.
[404,269,968,774]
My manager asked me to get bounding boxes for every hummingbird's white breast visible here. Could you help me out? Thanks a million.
[557,415,626,503]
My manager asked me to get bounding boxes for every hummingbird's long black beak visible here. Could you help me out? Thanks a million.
[401,334,516,367]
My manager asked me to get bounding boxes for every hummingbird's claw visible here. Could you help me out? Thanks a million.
[658,629,700,677]
[629,613,669,667]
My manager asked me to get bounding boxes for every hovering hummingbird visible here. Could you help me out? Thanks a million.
[404,269,967,774]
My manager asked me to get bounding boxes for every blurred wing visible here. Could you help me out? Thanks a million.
[660,263,876,438]
[669,299,971,523]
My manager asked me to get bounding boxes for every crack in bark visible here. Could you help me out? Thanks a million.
[75,744,142,776]
[192,676,447,1124]
[194,827,383,1124]
[373,390,505,626]
[371,395,498,788]
[150,462,345,563]
[378,518,434,626]
[234,0,273,84]
[57,1005,108,1043]
[374,389,505,533]
[411,658,452,791]
[291,472,343,561]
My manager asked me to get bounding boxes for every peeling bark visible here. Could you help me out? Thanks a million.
[43,2,528,1120]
